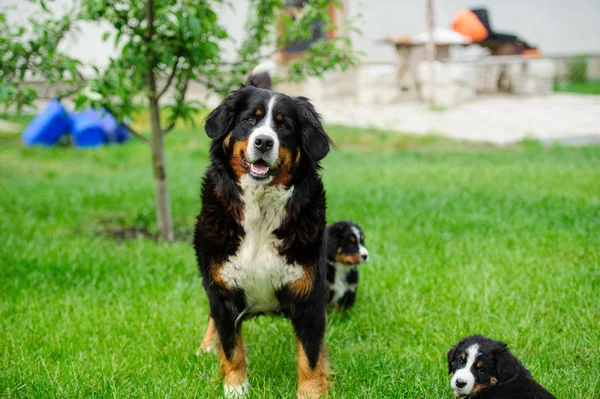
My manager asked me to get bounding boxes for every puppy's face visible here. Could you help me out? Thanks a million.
[329,221,369,265]
[204,86,332,186]
[447,336,521,397]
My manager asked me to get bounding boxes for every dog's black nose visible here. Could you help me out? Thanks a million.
[455,379,467,389]
[361,254,368,261]
[254,135,274,152]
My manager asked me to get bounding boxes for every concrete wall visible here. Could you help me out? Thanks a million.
[349,0,600,62]
[4,0,600,68]
[1,0,250,70]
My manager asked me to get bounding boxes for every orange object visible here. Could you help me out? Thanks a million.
[397,35,412,45]
[522,49,543,58]
[452,9,489,42]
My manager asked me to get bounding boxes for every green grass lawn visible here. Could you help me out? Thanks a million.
[1,123,599,398]
[554,80,600,95]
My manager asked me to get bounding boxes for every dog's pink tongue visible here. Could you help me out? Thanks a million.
[251,163,268,175]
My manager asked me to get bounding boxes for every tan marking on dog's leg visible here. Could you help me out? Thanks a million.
[288,267,314,297]
[296,339,328,399]
[197,317,217,355]
[209,262,229,289]
[218,328,248,398]
[454,392,462,398]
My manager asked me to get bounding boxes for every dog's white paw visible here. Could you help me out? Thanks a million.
[224,380,249,398]
[196,345,215,356]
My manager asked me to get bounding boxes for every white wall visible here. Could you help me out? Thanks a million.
[4,0,600,67]
[1,0,250,70]
[349,0,600,63]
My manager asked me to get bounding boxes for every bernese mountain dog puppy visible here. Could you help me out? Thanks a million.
[448,335,555,399]
[194,84,333,398]
[326,220,369,310]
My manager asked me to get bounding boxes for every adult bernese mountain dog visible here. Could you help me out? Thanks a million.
[448,335,555,399]
[326,220,369,310]
[194,83,333,398]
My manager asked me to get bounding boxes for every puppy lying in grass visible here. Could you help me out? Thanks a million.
[448,335,555,399]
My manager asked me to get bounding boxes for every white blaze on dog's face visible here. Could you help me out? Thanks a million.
[245,96,280,183]
[351,225,369,262]
[451,344,479,395]
[203,86,332,189]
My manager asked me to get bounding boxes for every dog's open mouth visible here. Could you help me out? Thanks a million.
[242,155,274,180]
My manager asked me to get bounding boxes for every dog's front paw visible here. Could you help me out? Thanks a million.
[297,384,327,399]
[195,342,216,356]
[224,380,249,398]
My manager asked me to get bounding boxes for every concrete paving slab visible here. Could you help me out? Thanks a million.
[315,93,600,145]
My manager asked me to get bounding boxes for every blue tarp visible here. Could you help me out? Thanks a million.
[22,100,131,148]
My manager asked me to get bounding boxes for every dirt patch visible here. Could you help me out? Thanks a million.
[101,226,193,243]
[103,226,156,241]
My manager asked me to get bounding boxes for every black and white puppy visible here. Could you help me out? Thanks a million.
[447,335,555,399]
[326,221,369,310]
[194,84,333,399]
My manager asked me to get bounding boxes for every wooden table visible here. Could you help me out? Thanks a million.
[380,38,465,97]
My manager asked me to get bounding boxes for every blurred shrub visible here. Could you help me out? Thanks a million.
[567,55,588,83]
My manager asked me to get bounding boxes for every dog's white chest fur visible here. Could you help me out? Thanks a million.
[220,176,303,313]
[330,264,351,303]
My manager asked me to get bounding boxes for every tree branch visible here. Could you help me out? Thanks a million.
[55,83,86,100]
[160,120,176,136]
[122,124,149,144]
[219,50,278,67]
[161,73,190,135]
[74,71,149,144]
[102,103,150,144]
[156,55,180,100]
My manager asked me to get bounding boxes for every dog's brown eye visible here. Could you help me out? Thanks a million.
[247,117,255,124]
[279,123,287,131]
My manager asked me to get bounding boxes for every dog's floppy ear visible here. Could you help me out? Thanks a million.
[326,223,342,260]
[204,87,247,140]
[294,96,334,162]
[447,345,457,374]
[493,341,521,382]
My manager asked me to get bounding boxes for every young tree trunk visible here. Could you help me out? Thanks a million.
[145,0,174,242]
[425,0,437,107]
[148,93,175,242]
